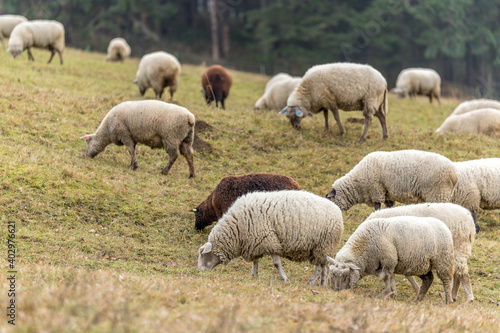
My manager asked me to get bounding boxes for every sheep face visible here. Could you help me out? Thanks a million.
[326,187,352,211]
[191,206,207,231]
[326,256,361,291]
[391,87,406,99]
[133,79,146,96]
[283,106,306,130]
[9,46,23,59]
[79,134,100,158]
[198,242,222,271]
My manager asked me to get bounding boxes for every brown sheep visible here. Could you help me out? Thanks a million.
[201,65,232,109]
[191,173,301,230]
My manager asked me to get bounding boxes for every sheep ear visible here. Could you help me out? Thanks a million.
[189,208,197,213]
[326,256,336,265]
[133,79,138,84]
[326,188,336,199]
[79,134,94,141]
[348,263,360,270]
[296,109,304,118]
[201,242,212,254]
[201,89,206,94]
[281,108,287,114]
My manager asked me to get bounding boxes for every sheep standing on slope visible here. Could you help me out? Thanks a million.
[284,63,388,142]
[254,77,302,111]
[198,191,344,285]
[8,20,65,64]
[436,109,500,138]
[0,15,27,49]
[392,68,441,104]
[201,65,232,109]
[106,37,131,62]
[191,173,301,230]
[326,150,458,211]
[451,158,500,232]
[327,216,455,304]
[80,100,195,178]
[134,51,181,100]
[450,99,500,116]
[367,203,475,303]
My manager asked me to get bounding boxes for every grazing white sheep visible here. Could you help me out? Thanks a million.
[0,14,27,49]
[436,108,500,138]
[392,68,441,104]
[327,216,455,304]
[106,37,131,62]
[367,203,475,303]
[450,99,500,116]
[283,62,388,142]
[264,73,293,92]
[198,190,344,286]
[326,150,458,211]
[134,51,181,100]
[451,158,500,232]
[80,100,195,178]
[8,20,65,64]
[254,77,302,111]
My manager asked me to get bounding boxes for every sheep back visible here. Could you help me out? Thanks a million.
[193,173,301,230]
[201,65,232,109]
[436,109,500,138]
[328,150,458,210]
[106,37,131,61]
[208,190,343,266]
[450,99,500,116]
[135,51,181,99]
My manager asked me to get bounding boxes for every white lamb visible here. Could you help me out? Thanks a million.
[283,62,388,142]
[326,150,458,211]
[8,20,65,64]
[450,99,500,116]
[0,14,27,49]
[106,37,131,62]
[254,77,302,111]
[327,216,455,304]
[451,158,500,232]
[80,100,195,178]
[392,68,441,104]
[198,190,344,286]
[134,51,181,100]
[367,203,475,303]
[436,108,500,138]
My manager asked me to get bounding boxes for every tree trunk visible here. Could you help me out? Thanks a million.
[210,0,220,61]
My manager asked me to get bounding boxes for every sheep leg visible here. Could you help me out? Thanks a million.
[451,275,460,302]
[323,109,329,131]
[0,38,5,50]
[331,108,346,136]
[459,274,474,303]
[358,116,372,142]
[126,143,138,170]
[320,265,328,286]
[308,265,323,285]
[406,276,420,293]
[375,109,389,140]
[27,47,34,61]
[161,148,179,175]
[384,200,394,208]
[180,141,195,178]
[271,255,288,282]
[252,260,259,277]
[221,98,225,110]
[428,93,433,104]
[47,47,56,64]
[374,202,381,211]
[471,210,480,233]
[416,271,433,302]
[57,50,63,65]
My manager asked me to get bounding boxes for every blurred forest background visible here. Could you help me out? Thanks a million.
[2,0,500,97]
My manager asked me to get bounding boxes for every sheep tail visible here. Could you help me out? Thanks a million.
[380,87,388,115]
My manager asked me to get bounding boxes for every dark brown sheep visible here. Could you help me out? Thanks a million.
[201,65,232,109]
[191,173,301,230]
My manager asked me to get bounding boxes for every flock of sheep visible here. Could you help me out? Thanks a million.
[2,14,499,306]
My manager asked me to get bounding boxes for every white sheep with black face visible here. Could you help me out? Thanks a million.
[327,216,455,304]
[283,62,388,142]
[198,190,344,286]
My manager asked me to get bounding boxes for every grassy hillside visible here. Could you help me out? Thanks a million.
[1,47,499,332]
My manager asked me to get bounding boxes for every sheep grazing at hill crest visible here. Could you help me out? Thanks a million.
[191,173,301,230]
[134,51,181,100]
[8,20,65,64]
[328,216,455,304]
[201,65,232,109]
[392,68,441,104]
[106,37,131,62]
[198,190,344,285]
[284,62,388,142]
[326,150,458,211]
[80,100,195,178]
[0,14,27,49]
